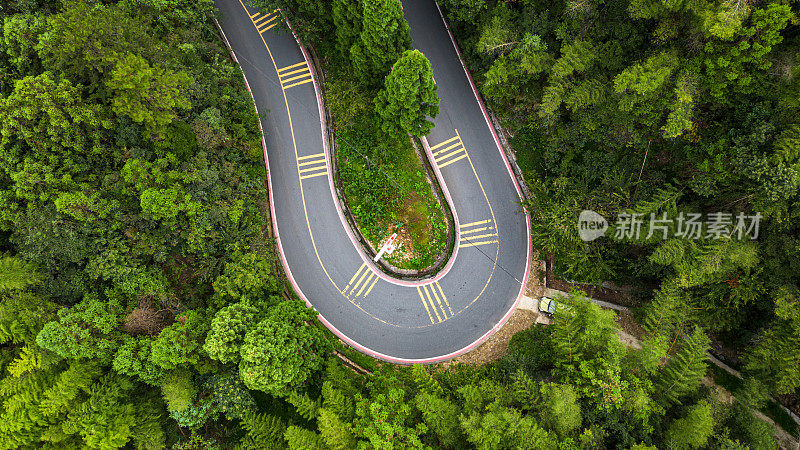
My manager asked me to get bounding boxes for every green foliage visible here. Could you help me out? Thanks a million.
[664,399,715,449]
[106,52,192,135]
[205,373,256,420]
[415,392,464,447]
[318,407,356,450]
[36,294,122,362]
[212,251,280,303]
[442,0,487,24]
[205,300,260,364]
[239,300,331,394]
[0,358,163,449]
[0,291,54,345]
[351,0,411,84]
[653,327,710,406]
[332,0,362,60]
[288,390,321,420]
[538,383,582,437]
[411,363,443,396]
[375,49,440,137]
[161,369,196,413]
[150,310,208,371]
[285,425,326,449]
[112,336,166,384]
[460,401,557,450]
[745,289,800,394]
[352,373,428,449]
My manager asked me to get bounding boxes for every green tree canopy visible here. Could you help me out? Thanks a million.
[351,0,411,84]
[375,49,440,137]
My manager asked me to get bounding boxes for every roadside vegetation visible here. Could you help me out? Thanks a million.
[439,0,800,435]
[325,68,449,271]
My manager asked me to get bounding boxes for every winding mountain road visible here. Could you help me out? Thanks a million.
[214,0,531,363]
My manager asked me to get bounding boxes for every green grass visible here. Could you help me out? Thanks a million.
[325,73,449,272]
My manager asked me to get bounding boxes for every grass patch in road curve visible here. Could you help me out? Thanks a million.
[323,74,448,271]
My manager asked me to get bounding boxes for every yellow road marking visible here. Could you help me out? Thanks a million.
[416,287,435,324]
[350,266,371,294]
[299,166,326,174]
[428,283,451,318]
[437,153,467,168]
[432,134,467,169]
[283,78,314,89]
[433,141,461,157]
[282,73,312,84]
[364,276,379,297]
[461,240,498,248]
[297,152,325,161]
[355,272,375,297]
[257,20,279,33]
[346,263,367,287]
[253,14,270,26]
[296,153,327,180]
[420,286,442,323]
[277,63,312,90]
[299,170,327,180]
[422,285,442,322]
[430,135,460,151]
[277,62,307,73]
[279,67,310,78]
[460,219,490,228]
[460,226,492,235]
[299,159,323,167]
[462,233,496,241]
[460,219,498,247]
[434,282,453,315]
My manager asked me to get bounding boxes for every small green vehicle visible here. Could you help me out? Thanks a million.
[538,297,557,315]
[538,296,575,316]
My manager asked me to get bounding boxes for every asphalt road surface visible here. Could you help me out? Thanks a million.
[213,0,531,363]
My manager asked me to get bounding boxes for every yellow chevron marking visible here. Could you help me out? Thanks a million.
[297,152,325,161]
[417,286,438,324]
[429,135,460,151]
[460,219,490,228]
[434,282,453,315]
[278,62,308,74]
[460,240,498,248]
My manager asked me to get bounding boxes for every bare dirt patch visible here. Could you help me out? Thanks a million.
[434,309,539,368]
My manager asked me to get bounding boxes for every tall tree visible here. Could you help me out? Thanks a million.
[0,255,40,291]
[744,289,800,394]
[351,0,411,84]
[653,327,711,406]
[106,53,192,136]
[332,0,363,61]
[239,299,331,394]
[664,400,715,449]
[374,49,440,137]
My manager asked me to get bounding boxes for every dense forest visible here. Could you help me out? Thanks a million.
[436,0,800,405]
[0,0,797,448]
